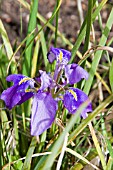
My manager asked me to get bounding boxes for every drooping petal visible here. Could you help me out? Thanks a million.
[0,85,22,109]
[31,91,58,136]
[17,92,34,105]
[0,74,35,109]
[39,70,52,90]
[47,47,71,65]
[65,64,89,84]
[63,88,92,118]
[0,85,34,109]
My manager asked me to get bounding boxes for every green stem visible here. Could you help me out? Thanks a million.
[13,109,19,155]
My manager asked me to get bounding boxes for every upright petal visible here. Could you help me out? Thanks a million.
[6,74,27,84]
[31,91,58,136]
[47,47,71,65]
[65,64,89,84]
[63,88,92,118]
[39,70,52,90]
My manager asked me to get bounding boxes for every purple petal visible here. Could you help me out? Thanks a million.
[0,85,34,109]
[39,70,52,90]
[1,75,35,109]
[0,85,21,109]
[31,91,58,136]
[47,47,71,65]
[53,64,62,81]
[6,74,35,88]
[63,88,92,118]
[47,51,56,63]
[65,64,89,84]
[17,92,34,105]
[6,74,26,84]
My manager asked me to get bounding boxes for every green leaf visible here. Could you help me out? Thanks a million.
[0,19,17,74]
[106,157,113,170]
[22,0,39,76]
[109,58,113,92]
[38,23,48,68]
[70,0,108,63]
[22,137,37,170]
[84,7,113,95]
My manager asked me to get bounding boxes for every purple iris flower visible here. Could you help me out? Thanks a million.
[0,74,34,109]
[47,47,89,84]
[1,47,92,137]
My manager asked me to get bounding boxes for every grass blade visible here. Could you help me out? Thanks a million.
[83,0,93,53]
[55,0,60,47]
[22,137,37,170]
[109,58,113,92]
[37,23,48,68]
[22,0,39,76]
[70,0,108,63]
[84,7,113,95]
[0,19,17,74]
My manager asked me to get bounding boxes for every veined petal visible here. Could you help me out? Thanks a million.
[6,74,27,84]
[17,92,34,105]
[1,74,35,109]
[0,85,21,109]
[39,70,52,90]
[6,74,34,88]
[0,85,34,109]
[65,64,89,84]
[63,88,92,118]
[47,47,71,65]
[31,91,58,136]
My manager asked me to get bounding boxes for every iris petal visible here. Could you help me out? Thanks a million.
[31,91,58,136]
[65,64,89,84]
[0,85,21,109]
[47,47,71,65]
[63,88,92,118]
[17,92,34,105]
[39,70,52,90]
[6,74,26,84]
[0,74,34,109]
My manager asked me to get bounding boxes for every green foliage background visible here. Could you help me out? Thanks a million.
[0,0,113,169]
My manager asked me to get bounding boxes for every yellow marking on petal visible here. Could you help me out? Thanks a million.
[25,88,38,93]
[68,90,77,101]
[25,89,31,92]
[19,77,31,85]
[59,95,63,99]
[58,51,63,62]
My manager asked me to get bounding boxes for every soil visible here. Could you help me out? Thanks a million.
[0,0,113,51]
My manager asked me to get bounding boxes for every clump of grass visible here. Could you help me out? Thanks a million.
[0,0,113,170]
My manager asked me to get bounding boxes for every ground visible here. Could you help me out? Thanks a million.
[1,0,113,48]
